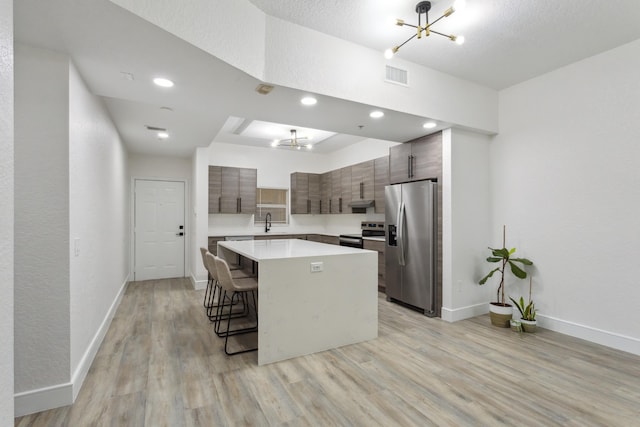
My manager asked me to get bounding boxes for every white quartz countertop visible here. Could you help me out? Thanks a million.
[218,238,372,261]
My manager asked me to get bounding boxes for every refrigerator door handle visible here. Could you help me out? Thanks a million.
[397,201,406,266]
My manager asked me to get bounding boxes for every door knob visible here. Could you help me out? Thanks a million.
[176,232,184,236]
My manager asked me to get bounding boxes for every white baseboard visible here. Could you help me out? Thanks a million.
[14,275,130,417]
[71,275,129,400]
[538,314,640,356]
[14,383,73,417]
[441,302,489,322]
[190,272,207,290]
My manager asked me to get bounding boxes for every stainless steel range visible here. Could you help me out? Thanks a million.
[339,221,385,248]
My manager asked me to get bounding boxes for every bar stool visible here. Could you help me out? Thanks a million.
[205,252,253,324]
[200,247,214,309]
[213,254,258,356]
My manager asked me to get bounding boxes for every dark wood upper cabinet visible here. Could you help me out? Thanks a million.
[208,166,222,214]
[209,166,257,214]
[374,156,389,214]
[320,172,331,214]
[291,172,321,214]
[389,132,442,184]
[340,166,351,214]
[351,160,374,202]
[330,169,341,213]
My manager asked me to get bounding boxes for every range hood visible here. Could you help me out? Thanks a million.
[349,200,375,208]
[349,200,375,213]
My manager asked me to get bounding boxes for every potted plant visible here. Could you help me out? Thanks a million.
[510,277,537,332]
[479,226,533,327]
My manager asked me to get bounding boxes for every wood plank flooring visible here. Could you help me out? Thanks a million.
[16,278,640,426]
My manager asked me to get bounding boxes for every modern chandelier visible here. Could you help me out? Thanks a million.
[385,0,466,59]
[271,129,312,150]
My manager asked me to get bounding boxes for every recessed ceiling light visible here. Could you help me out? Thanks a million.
[153,77,174,88]
[423,121,437,129]
[301,96,317,106]
[370,111,384,119]
[157,132,169,139]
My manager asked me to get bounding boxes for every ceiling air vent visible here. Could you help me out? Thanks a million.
[385,65,408,86]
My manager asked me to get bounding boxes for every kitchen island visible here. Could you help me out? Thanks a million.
[217,239,378,365]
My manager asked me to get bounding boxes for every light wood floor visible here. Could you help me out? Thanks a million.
[16,278,640,426]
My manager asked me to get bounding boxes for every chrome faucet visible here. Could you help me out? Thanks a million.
[265,212,272,232]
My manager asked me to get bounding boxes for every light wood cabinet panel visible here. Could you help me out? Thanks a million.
[374,156,389,214]
[351,160,374,202]
[208,166,222,214]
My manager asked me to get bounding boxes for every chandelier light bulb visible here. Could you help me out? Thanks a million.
[455,35,465,45]
[384,48,394,59]
[271,140,278,147]
[306,144,312,150]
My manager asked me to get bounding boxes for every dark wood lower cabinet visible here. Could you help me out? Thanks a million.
[363,239,385,292]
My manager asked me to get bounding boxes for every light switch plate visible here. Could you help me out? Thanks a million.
[310,262,323,273]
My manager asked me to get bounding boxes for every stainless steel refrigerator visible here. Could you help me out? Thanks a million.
[385,180,437,317]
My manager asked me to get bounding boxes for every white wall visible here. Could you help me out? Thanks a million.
[441,128,494,322]
[0,0,14,422]
[14,45,71,397]
[68,62,129,399]
[492,38,640,355]
[129,153,192,179]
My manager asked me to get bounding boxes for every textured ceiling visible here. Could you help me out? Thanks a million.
[249,0,640,90]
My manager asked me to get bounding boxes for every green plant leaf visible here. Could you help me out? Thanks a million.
[511,257,533,266]
[508,261,527,279]
[509,247,516,255]
[491,247,509,258]
[486,257,502,263]
[479,267,500,285]
[509,296,525,317]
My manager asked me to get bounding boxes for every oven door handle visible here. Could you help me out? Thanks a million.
[339,237,363,246]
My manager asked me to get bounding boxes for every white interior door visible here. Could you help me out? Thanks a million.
[134,179,185,281]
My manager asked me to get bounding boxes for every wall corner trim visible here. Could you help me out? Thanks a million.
[441,302,489,323]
